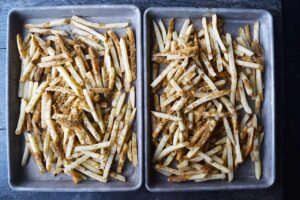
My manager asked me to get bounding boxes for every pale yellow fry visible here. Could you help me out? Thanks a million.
[74,141,110,152]
[21,142,30,166]
[71,20,106,41]
[82,112,101,141]
[151,60,178,88]
[120,38,132,83]
[236,59,263,69]
[184,90,229,113]
[132,132,138,167]
[20,48,41,82]
[153,20,164,51]
[226,33,238,106]
[72,28,99,42]
[153,134,169,162]
[194,174,226,182]
[15,99,27,134]
[77,35,105,51]
[24,19,69,29]
[130,87,136,108]
[25,80,49,113]
[56,66,82,97]
[72,16,128,29]
[238,77,252,114]
[212,14,227,56]
[76,165,106,182]
[103,145,117,180]
[226,138,234,182]
[208,25,223,72]
[223,117,235,145]
[66,134,75,159]
[157,142,188,161]
[66,62,84,86]
[151,111,182,121]
[179,19,190,38]
[28,28,68,36]
[202,17,213,60]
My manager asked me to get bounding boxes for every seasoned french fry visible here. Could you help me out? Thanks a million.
[25,80,50,113]
[120,38,132,83]
[77,35,104,51]
[202,17,213,60]
[28,28,68,36]
[24,19,70,29]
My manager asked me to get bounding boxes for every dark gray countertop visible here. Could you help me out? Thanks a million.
[0,0,283,199]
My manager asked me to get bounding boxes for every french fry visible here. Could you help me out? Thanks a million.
[82,113,101,141]
[72,16,128,29]
[103,145,117,180]
[25,80,49,113]
[75,165,106,183]
[72,28,99,42]
[20,48,41,82]
[27,133,45,173]
[151,111,182,121]
[132,132,138,167]
[153,134,169,162]
[120,38,132,83]
[153,20,164,52]
[74,141,110,152]
[157,142,189,161]
[202,17,213,60]
[226,138,234,182]
[66,134,75,159]
[117,143,128,173]
[185,90,230,113]
[71,20,106,41]
[15,99,28,134]
[24,19,70,29]
[226,33,238,106]
[77,35,104,51]
[21,142,30,166]
[28,28,68,36]
[236,59,263,69]
[209,25,223,72]
[127,27,137,80]
[238,77,252,114]
[16,34,27,60]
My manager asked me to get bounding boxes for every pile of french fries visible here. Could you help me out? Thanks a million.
[15,16,138,184]
[151,14,264,183]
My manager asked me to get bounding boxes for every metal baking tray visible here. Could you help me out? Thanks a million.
[6,5,142,192]
[143,7,275,192]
